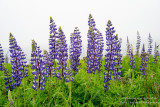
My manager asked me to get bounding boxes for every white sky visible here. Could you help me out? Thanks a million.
[0,0,160,60]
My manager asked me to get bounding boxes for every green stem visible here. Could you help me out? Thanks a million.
[120,79,125,107]
[61,79,68,106]
[88,73,91,87]
[16,87,20,107]
[145,74,150,107]
[23,78,26,107]
[36,89,40,107]
[46,77,51,106]
[153,82,159,107]
[83,73,91,104]
[69,82,72,106]
[156,62,158,76]
[150,62,159,107]
[132,69,134,80]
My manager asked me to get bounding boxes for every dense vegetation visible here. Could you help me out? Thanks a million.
[0,14,160,107]
[0,55,160,106]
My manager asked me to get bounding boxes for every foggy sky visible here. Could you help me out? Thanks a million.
[0,0,160,60]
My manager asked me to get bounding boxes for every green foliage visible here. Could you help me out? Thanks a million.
[0,56,160,106]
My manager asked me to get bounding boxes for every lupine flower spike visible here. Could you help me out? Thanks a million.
[104,20,117,91]
[1,45,14,92]
[70,27,82,75]
[49,17,58,69]
[65,66,74,82]
[87,14,100,74]
[113,35,122,79]
[9,33,23,87]
[136,31,141,56]
[56,26,68,80]
[65,45,74,82]
[97,30,104,72]
[3,65,15,92]
[19,46,28,77]
[140,44,148,75]
[43,50,55,77]
[5,54,9,64]
[31,40,46,90]
[147,33,153,59]
[153,42,159,63]
[0,44,4,70]
[130,44,136,69]
[126,36,131,56]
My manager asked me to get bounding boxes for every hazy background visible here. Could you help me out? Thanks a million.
[0,0,160,61]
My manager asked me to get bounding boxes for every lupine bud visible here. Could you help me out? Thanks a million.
[126,36,131,56]
[136,31,141,56]
[70,27,82,75]
[147,33,153,60]
[3,65,15,92]
[56,26,68,80]
[31,40,37,52]
[130,44,136,69]
[140,44,147,75]
[9,33,23,87]
[0,44,4,70]
[31,40,46,90]
[147,33,153,59]
[153,42,159,63]
[104,20,117,91]
[5,54,9,64]
[88,14,96,28]
[8,90,14,106]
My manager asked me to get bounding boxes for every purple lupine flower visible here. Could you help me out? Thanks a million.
[70,27,82,75]
[136,31,141,56]
[65,69,74,82]
[31,40,46,90]
[130,44,136,69]
[126,36,131,56]
[65,46,74,82]
[88,14,104,73]
[19,46,28,77]
[9,33,23,87]
[147,33,153,59]
[87,14,100,74]
[153,42,159,63]
[3,65,15,92]
[97,30,104,72]
[140,44,147,75]
[56,26,68,80]
[43,50,55,77]
[104,20,117,91]
[113,35,122,79]
[49,17,59,69]
[0,44,4,70]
